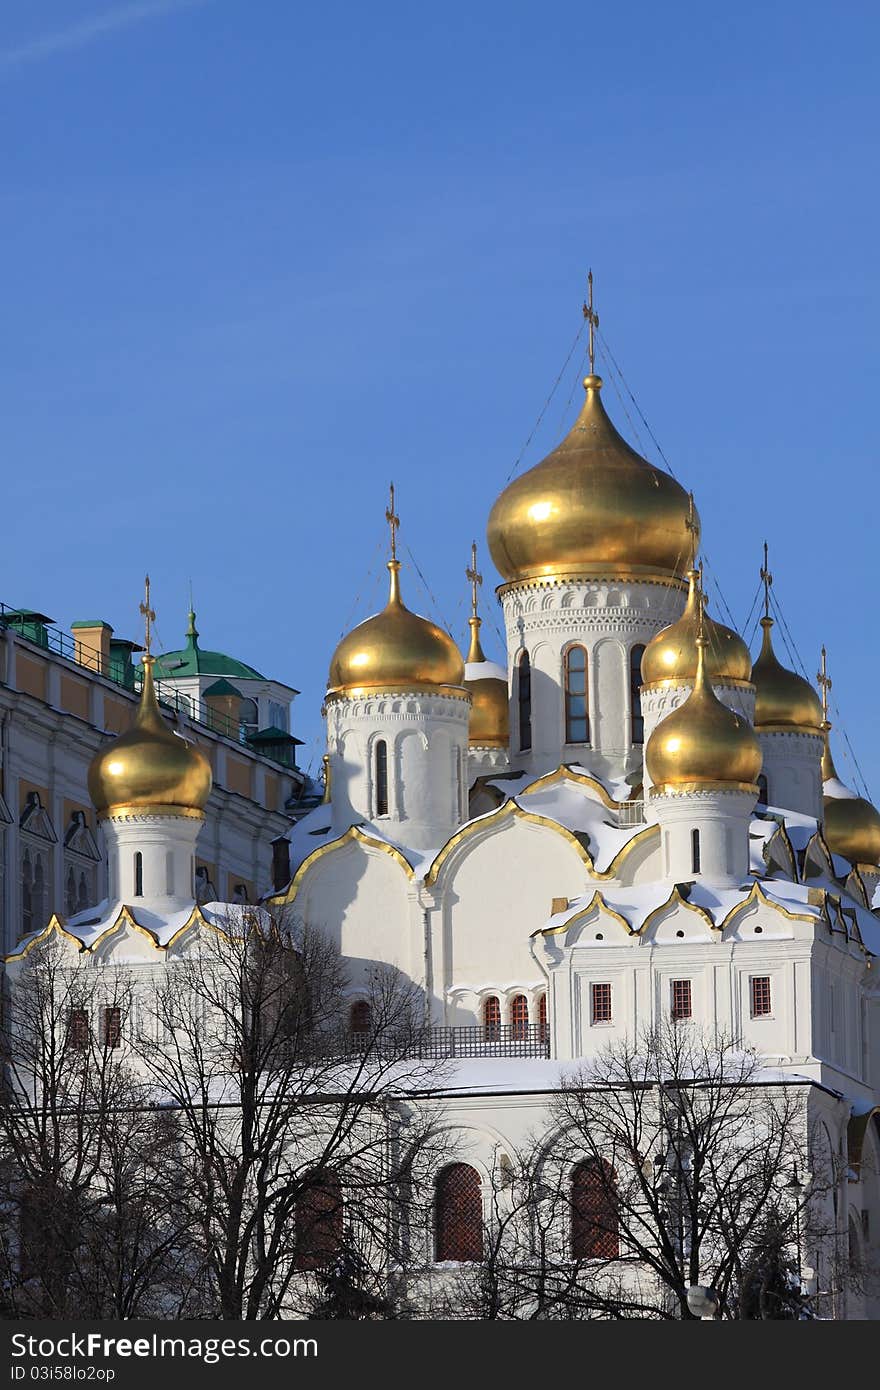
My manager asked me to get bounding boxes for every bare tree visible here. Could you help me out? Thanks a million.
[134,912,449,1319]
[0,942,191,1317]
[545,1023,831,1319]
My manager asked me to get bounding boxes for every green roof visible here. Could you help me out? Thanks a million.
[148,610,265,682]
[203,678,243,697]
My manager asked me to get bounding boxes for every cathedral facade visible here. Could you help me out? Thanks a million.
[6,333,880,1318]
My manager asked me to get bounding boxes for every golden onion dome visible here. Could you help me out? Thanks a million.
[463,618,509,747]
[88,658,212,819]
[327,561,466,698]
[646,635,762,792]
[821,728,880,868]
[641,569,752,686]
[487,375,696,585]
[752,618,823,733]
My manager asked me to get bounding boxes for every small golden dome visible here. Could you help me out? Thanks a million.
[752,618,823,733]
[463,619,509,747]
[88,658,212,818]
[487,375,696,585]
[821,728,880,867]
[646,635,762,792]
[327,562,466,697]
[641,569,752,686]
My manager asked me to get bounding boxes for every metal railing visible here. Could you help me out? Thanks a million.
[0,601,298,770]
[619,799,645,827]
[346,1024,550,1060]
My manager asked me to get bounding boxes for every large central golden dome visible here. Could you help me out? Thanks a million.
[88,658,212,818]
[327,561,466,698]
[487,375,697,585]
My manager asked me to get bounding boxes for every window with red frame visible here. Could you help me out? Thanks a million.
[483,996,501,1038]
[750,976,772,1017]
[591,982,612,1024]
[435,1163,483,1263]
[103,1006,122,1049]
[538,993,548,1042]
[293,1171,343,1271]
[571,1160,619,1259]
[350,1000,371,1035]
[510,994,529,1038]
[671,979,692,1021]
[67,1009,89,1050]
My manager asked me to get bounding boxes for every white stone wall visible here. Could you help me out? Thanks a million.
[499,579,685,783]
[650,787,757,886]
[758,730,823,818]
[325,690,470,852]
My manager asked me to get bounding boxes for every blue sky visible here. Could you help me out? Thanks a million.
[2,1,878,794]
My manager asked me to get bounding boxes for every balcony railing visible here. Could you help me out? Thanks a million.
[347,1024,550,1060]
[0,601,299,771]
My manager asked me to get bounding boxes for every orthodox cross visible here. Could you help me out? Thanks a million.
[685,492,699,570]
[386,482,400,561]
[583,268,599,374]
[818,646,832,724]
[466,541,482,620]
[760,541,773,620]
[139,574,156,658]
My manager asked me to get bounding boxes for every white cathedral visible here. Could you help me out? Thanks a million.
[7,330,880,1317]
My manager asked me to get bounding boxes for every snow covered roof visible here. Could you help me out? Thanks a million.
[6,898,276,959]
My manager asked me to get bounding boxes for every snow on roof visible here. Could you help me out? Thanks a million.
[429,1056,820,1097]
[514,781,645,873]
[9,897,275,957]
[465,657,507,683]
[824,777,859,802]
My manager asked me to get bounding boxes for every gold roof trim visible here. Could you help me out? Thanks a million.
[495,568,688,597]
[324,683,470,704]
[5,914,86,962]
[100,804,206,822]
[268,825,415,907]
[640,675,755,695]
[641,887,718,936]
[531,889,636,938]
[520,763,621,810]
[651,780,760,797]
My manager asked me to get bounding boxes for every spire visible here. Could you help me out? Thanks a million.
[136,576,163,729]
[693,568,709,692]
[760,541,773,622]
[583,268,600,376]
[385,482,402,606]
[685,492,699,572]
[818,645,838,781]
[139,574,155,660]
[465,540,487,663]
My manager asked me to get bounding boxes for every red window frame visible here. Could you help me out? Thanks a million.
[591,982,612,1025]
[350,1000,371,1035]
[67,1009,89,1050]
[102,1006,122,1049]
[671,979,692,1021]
[571,1160,619,1260]
[293,1171,343,1271]
[750,975,772,1017]
[483,996,501,1039]
[435,1163,483,1263]
[538,993,548,1043]
[510,994,529,1039]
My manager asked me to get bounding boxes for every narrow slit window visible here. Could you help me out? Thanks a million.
[134,851,143,897]
[375,739,388,817]
[538,993,548,1043]
[564,645,589,744]
[630,644,646,744]
[691,828,701,875]
[517,651,532,752]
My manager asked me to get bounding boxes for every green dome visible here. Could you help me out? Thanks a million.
[148,611,265,682]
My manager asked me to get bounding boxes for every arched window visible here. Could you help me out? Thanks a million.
[757,774,769,805]
[517,651,532,752]
[564,645,589,744]
[571,1160,619,1259]
[134,851,143,897]
[375,739,389,817]
[691,828,701,875]
[483,995,501,1039]
[435,1163,483,1262]
[350,1000,371,1036]
[293,1171,343,1271]
[65,867,77,918]
[238,697,259,738]
[510,994,529,1039]
[32,854,46,930]
[538,993,548,1043]
[630,644,646,744]
[21,849,33,937]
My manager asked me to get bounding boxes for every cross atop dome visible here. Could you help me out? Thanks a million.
[386,482,400,562]
[582,268,600,375]
[139,574,156,659]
